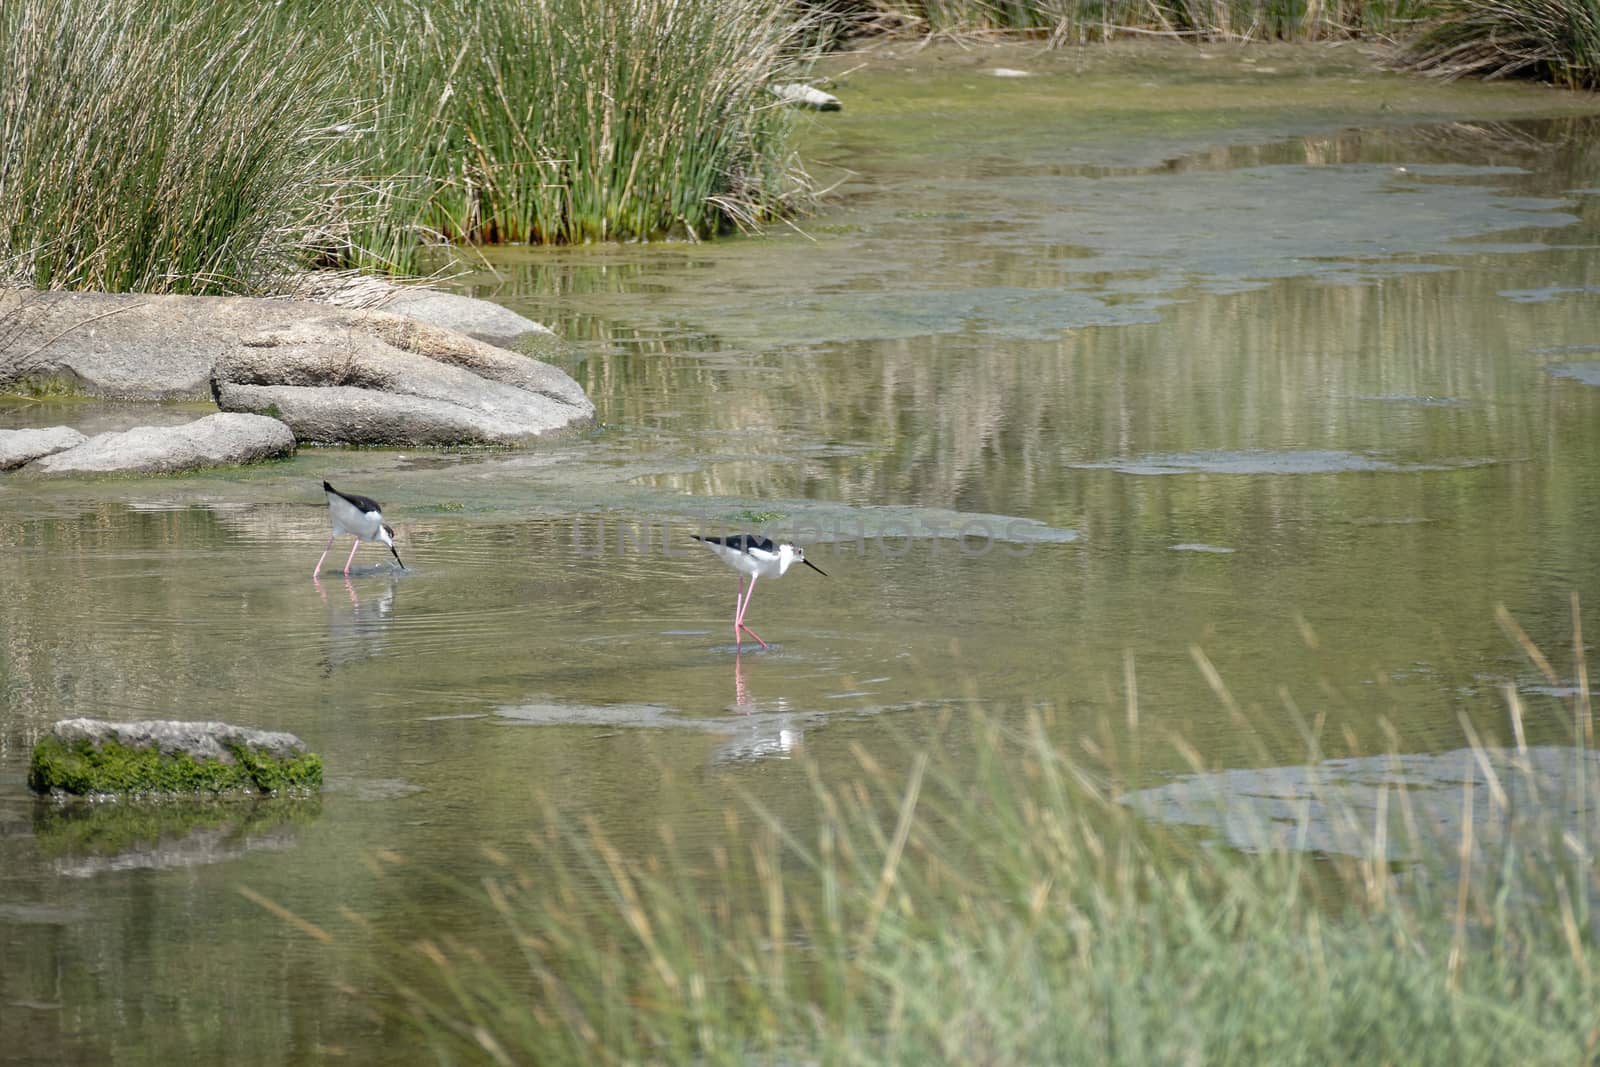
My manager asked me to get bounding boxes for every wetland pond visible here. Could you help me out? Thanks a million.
[7,41,1600,1063]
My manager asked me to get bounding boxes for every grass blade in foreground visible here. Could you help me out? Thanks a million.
[311,616,1600,1064]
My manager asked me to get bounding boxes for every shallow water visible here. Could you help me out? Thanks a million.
[6,42,1600,1063]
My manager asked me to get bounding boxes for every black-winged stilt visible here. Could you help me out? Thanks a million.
[692,534,825,649]
[315,481,403,577]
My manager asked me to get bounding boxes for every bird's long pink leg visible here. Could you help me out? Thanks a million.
[343,539,361,576]
[735,574,757,625]
[736,574,769,650]
[314,534,337,578]
[734,575,746,648]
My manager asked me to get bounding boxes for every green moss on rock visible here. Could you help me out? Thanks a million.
[28,734,322,797]
[514,332,569,362]
[5,375,91,400]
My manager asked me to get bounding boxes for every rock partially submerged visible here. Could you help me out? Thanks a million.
[0,426,86,470]
[22,412,294,476]
[215,384,551,447]
[211,314,589,445]
[29,718,322,797]
[0,288,594,447]
[770,82,842,111]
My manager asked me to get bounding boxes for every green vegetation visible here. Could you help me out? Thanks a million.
[334,628,1598,1063]
[810,0,1430,42]
[0,0,814,294]
[4,376,92,400]
[29,735,323,796]
[0,0,347,295]
[2,0,1593,299]
[821,0,1600,91]
[1404,0,1600,90]
[820,0,1600,91]
[344,0,810,263]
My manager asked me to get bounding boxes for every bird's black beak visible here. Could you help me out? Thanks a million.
[803,558,828,577]
[390,547,405,570]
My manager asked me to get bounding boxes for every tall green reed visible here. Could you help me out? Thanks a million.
[0,0,351,294]
[0,0,815,293]
[338,0,813,262]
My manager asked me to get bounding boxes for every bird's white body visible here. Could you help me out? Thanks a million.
[692,534,825,649]
[316,481,402,577]
[696,536,804,580]
[325,486,391,545]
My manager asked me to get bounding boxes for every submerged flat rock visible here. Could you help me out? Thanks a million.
[23,412,294,476]
[1073,449,1490,476]
[29,718,322,797]
[1547,362,1600,386]
[0,426,86,470]
[1123,745,1600,863]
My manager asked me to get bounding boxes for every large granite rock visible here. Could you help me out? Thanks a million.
[29,718,322,796]
[0,426,86,470]
[287,274,554,350]
[0,288,594,446]
[210,314,589,444]
[215,384,554,446]
[0,289,226,399]
[374,289,555,350]
[25,412,294,475]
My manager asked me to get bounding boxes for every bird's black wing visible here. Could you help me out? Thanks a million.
[692,533,776,553]
[324,481,383,515]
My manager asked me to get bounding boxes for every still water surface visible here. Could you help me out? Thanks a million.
[5,44,1600,1063]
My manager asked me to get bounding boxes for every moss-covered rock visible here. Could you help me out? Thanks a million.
[28,719,322,798]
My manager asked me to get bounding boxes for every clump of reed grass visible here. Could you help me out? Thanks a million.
[811,0,1428,43]
[286,601,1599,1064]
[0,0,816,293]
[339,0,813,262]
[1403,0,1600,90]
[0,0,351,294]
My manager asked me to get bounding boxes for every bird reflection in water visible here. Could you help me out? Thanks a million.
[314,574,397,674]
[714,653,803,763]
[734,652,753,712]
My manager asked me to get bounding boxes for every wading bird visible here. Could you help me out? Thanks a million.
[692,534,826,649]
[315,481,404,577]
